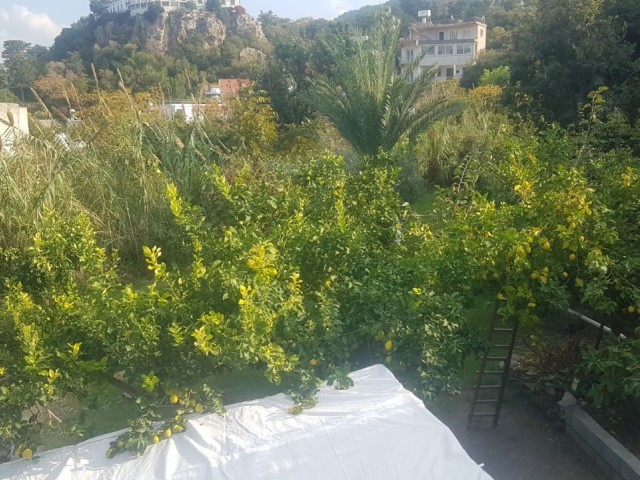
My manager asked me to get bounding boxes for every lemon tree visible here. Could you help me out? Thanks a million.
[0,155,475,460]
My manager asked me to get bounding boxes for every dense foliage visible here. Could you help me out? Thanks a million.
[1,0,639,465]
[0,150,475,459]
[302,12,460,157]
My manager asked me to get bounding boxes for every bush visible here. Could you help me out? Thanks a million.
[578,338,640,407]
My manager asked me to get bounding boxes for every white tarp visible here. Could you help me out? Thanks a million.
[0,364,492,480]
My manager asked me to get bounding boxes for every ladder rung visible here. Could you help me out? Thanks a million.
[469,320,519,430]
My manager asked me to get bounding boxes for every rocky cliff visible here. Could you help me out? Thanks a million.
[93,9,266,56]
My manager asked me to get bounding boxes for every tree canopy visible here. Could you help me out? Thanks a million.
[303,11,459,157]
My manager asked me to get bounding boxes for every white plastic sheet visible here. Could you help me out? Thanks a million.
[0,364,492,479]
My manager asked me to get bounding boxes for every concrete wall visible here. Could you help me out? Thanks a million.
[560,399,640,480]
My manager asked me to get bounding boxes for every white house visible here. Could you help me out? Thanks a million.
[107,0,240,15]
[0,103,29,153]
[400,12,487,83]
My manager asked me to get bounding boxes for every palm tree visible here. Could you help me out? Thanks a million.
[303,11,460,157]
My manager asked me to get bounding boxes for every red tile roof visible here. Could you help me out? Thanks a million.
[218,79,251,97]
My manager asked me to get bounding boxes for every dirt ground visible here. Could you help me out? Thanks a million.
[430,386,607,480]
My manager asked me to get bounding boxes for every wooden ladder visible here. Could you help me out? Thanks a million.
[467,317,519,429]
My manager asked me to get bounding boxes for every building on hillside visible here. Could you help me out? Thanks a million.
[107,0,240,15]
[163,102,208,122]
[0,103,29,153]
[400,11,486,83]
[203,78,251,101]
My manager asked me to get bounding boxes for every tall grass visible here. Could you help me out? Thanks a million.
[0,83,305,266]
[414,106,509,186]
[0,90,186,264]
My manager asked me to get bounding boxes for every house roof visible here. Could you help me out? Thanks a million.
[218,78,251,97]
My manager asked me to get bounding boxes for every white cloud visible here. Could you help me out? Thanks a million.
[0,4,62,51]
[325,0,386,19]
[326,0,355,17]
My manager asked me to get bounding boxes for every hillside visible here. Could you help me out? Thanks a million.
[336,0,488,28]
[48,7,268,93]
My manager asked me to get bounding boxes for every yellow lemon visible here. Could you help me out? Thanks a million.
[163,428,172,439]
[309,359,318,367]
[384,340,393,351]
[152,435,160,444]
[21,448,33,460]
[169,393,180,405]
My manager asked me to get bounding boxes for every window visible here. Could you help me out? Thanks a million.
[480,29,484,37]
[463,28,472,38]
[437,45,446,55]
[406,49,414,62]
[423,45,435,56]
[446,45,454,55]
[449,30,458,40]
[439,31,445,40]
[456,44,464,55]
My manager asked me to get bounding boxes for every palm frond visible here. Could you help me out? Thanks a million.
[302,10,460,157]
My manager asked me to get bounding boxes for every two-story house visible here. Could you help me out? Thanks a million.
[400,14,487,83]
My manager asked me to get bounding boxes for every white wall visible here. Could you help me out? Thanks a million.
[0,103,29,152]
[164,103,206,122]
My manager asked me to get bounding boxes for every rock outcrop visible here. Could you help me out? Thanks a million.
[134,10,228,54]
[94,9,266,56]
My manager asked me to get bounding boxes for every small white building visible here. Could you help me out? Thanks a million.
[400,13,487,83]
[107,0,240,15]
[0,103,29,153]
[163,102,207,122]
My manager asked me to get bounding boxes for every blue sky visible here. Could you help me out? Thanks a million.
[0,0,386,51]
